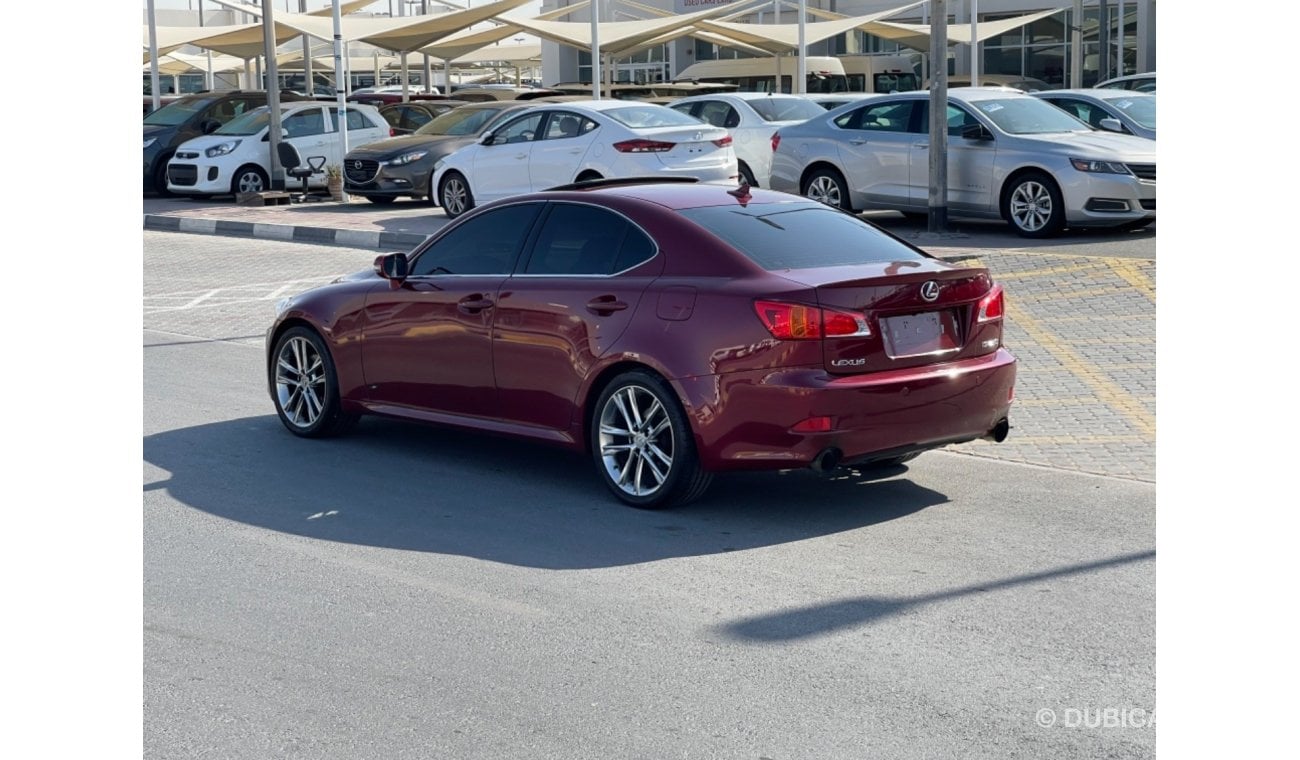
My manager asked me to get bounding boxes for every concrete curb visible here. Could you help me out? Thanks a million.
[143,214,431,251]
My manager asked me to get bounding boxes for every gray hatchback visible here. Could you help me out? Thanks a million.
[769,87,1156,237]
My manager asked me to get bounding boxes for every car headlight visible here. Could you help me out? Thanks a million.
[1070,158,1132,175]
[205,140,242,157]
[386,150,428,166]
[143,137,156,149]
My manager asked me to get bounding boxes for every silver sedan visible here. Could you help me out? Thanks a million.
[769,88,1156,237]
[1032,89,1156,141]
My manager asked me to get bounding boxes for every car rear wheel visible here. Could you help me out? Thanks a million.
[592,371,712,509]
[231,165,269,195]
[1003,172,1065,238]
[439,171,473,219]
[738,162,757,187]
[271,326,357,438]
[802,167,851,211]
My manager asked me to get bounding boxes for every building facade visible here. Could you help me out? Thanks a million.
[540,0,1156,89]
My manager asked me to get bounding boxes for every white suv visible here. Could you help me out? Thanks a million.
[166,102,390,196]
[667,92,828,188]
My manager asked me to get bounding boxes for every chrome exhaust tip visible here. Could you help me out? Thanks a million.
[810,447,843,473]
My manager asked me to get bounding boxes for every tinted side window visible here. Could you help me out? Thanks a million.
[541,112,597,140]
[411,204,542,276]
[284,108,325,137]
[679,204,927,270]
[834,101,915,132]
[493,112,544,143]
[696,100,739,128]
[524,204,649,275]
[332,107,378,130]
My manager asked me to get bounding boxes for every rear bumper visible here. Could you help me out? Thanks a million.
[676,348,1016,471]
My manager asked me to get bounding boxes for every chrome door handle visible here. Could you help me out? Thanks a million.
[586,296,629,315]
[457,295,494,314]
[514,153,527,160]
[915,143,929,149]
[849,138,867,145]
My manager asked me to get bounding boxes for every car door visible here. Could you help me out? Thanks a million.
[360,202,545,418]
[492,202,662,433]
[909,102,997,212]
[528,111,602,189]
[471,110,545,203]
[832,99,920,206]
[283,106,330,185]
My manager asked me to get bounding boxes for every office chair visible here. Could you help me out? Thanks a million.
[276,141,326,202]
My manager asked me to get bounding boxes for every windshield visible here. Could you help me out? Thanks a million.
[216,106,271,136]
[604,105,701,128]
[749,97,826,122]
[416,106,502,136]
[972,97,1092,135]
[143,96,215,126]
[1102,95,1156,129]
[680,204,927,271]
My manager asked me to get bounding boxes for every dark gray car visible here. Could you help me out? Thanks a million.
[1032,89,1156,141]
[342,101,535,204]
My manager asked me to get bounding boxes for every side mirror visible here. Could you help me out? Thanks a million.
[960,123,993,141]
[479,131,496,146]
[374,252,409,280]
[200,119,221,134]
[1098,117,1124,133]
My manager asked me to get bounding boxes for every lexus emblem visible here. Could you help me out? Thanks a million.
[920,281,941,302]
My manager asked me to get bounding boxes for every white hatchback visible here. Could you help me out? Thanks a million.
[666,92,829,188]
[166,102,390,196]
[430,99,737,218]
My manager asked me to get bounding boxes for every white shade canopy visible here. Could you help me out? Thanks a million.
[692,2,926,55]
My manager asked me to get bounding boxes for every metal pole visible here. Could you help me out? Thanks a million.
[444,58,452,95]
[796,0,806,94]
[772,0,779,92]
[1097,1,1110,82]
[374,50,380,90]
[423,0,433,92]
[401,52,410,101]
[1070,0,1082,88]
[199,0,214,91]
[1117,0,1125,75]
[300,0,313,96]
[927,0,947,232]
[262,0,284,190]
[590,0,601,99]
[970,0,978,86]
[147,0,160,111]
[332,0,349,201]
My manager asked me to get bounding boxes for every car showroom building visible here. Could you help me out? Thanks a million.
[540,0,1156,90]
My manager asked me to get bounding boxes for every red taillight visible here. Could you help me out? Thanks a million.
[753,300,870,340]
[792,416,833,433]
[771,131,781,152]
[976,283,1004,322]
[613,139,675,153]
[389,127,396,137]
[712,135,732,147]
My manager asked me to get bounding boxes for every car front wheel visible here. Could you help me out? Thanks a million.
[1003,172,1065,238]
[439,171,474,219]
[271,326,357,438]
[231,164,269,195]
[592,371,712,509]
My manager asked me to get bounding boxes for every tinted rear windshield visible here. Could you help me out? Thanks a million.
[680,204,928,270]
[143,96,216,126]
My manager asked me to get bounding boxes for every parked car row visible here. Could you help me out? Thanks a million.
[146,85,1155,237]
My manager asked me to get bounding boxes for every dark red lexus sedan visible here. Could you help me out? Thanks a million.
[266,179,1015,508]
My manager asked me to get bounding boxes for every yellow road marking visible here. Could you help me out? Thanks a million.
[1108,259,1157,302]
[1006,301,1156,438]
[994,261,1112,281]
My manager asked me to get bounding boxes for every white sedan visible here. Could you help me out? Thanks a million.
[667,92,829,188]
[166,102,390,196]
[430,99,737,218]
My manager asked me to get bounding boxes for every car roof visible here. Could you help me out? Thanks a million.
[1038,88,1153,99]
[537,180,811,211]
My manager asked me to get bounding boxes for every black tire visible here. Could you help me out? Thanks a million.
[738,162,758,188]
[591,370,712,510]
[576,170,603,183]
[231,164,270,195]
[270,326,358,438]
[900,211,928,223]
[153,157,174,198]
[1002,171,1065,238]
[439,171,474,219]
[365,195,398,205]
[802,166,852,211]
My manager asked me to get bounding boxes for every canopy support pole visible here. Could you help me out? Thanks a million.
[927,0,948,232]
[147,0,160,110]
[590,0,601,99]
[261,0,284,190]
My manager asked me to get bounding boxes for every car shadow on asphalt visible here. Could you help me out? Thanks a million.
[143,415,950,570]
[715,549,1156,640]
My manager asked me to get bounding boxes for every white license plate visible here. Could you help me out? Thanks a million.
[882,311,959,358]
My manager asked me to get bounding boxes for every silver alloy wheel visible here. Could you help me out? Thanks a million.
[237,170,266,193]
[442,176,468,216]
[275,336,327,429]
[598,385,675,497]
[1009,180,1053,233]
[806,175,841,207]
